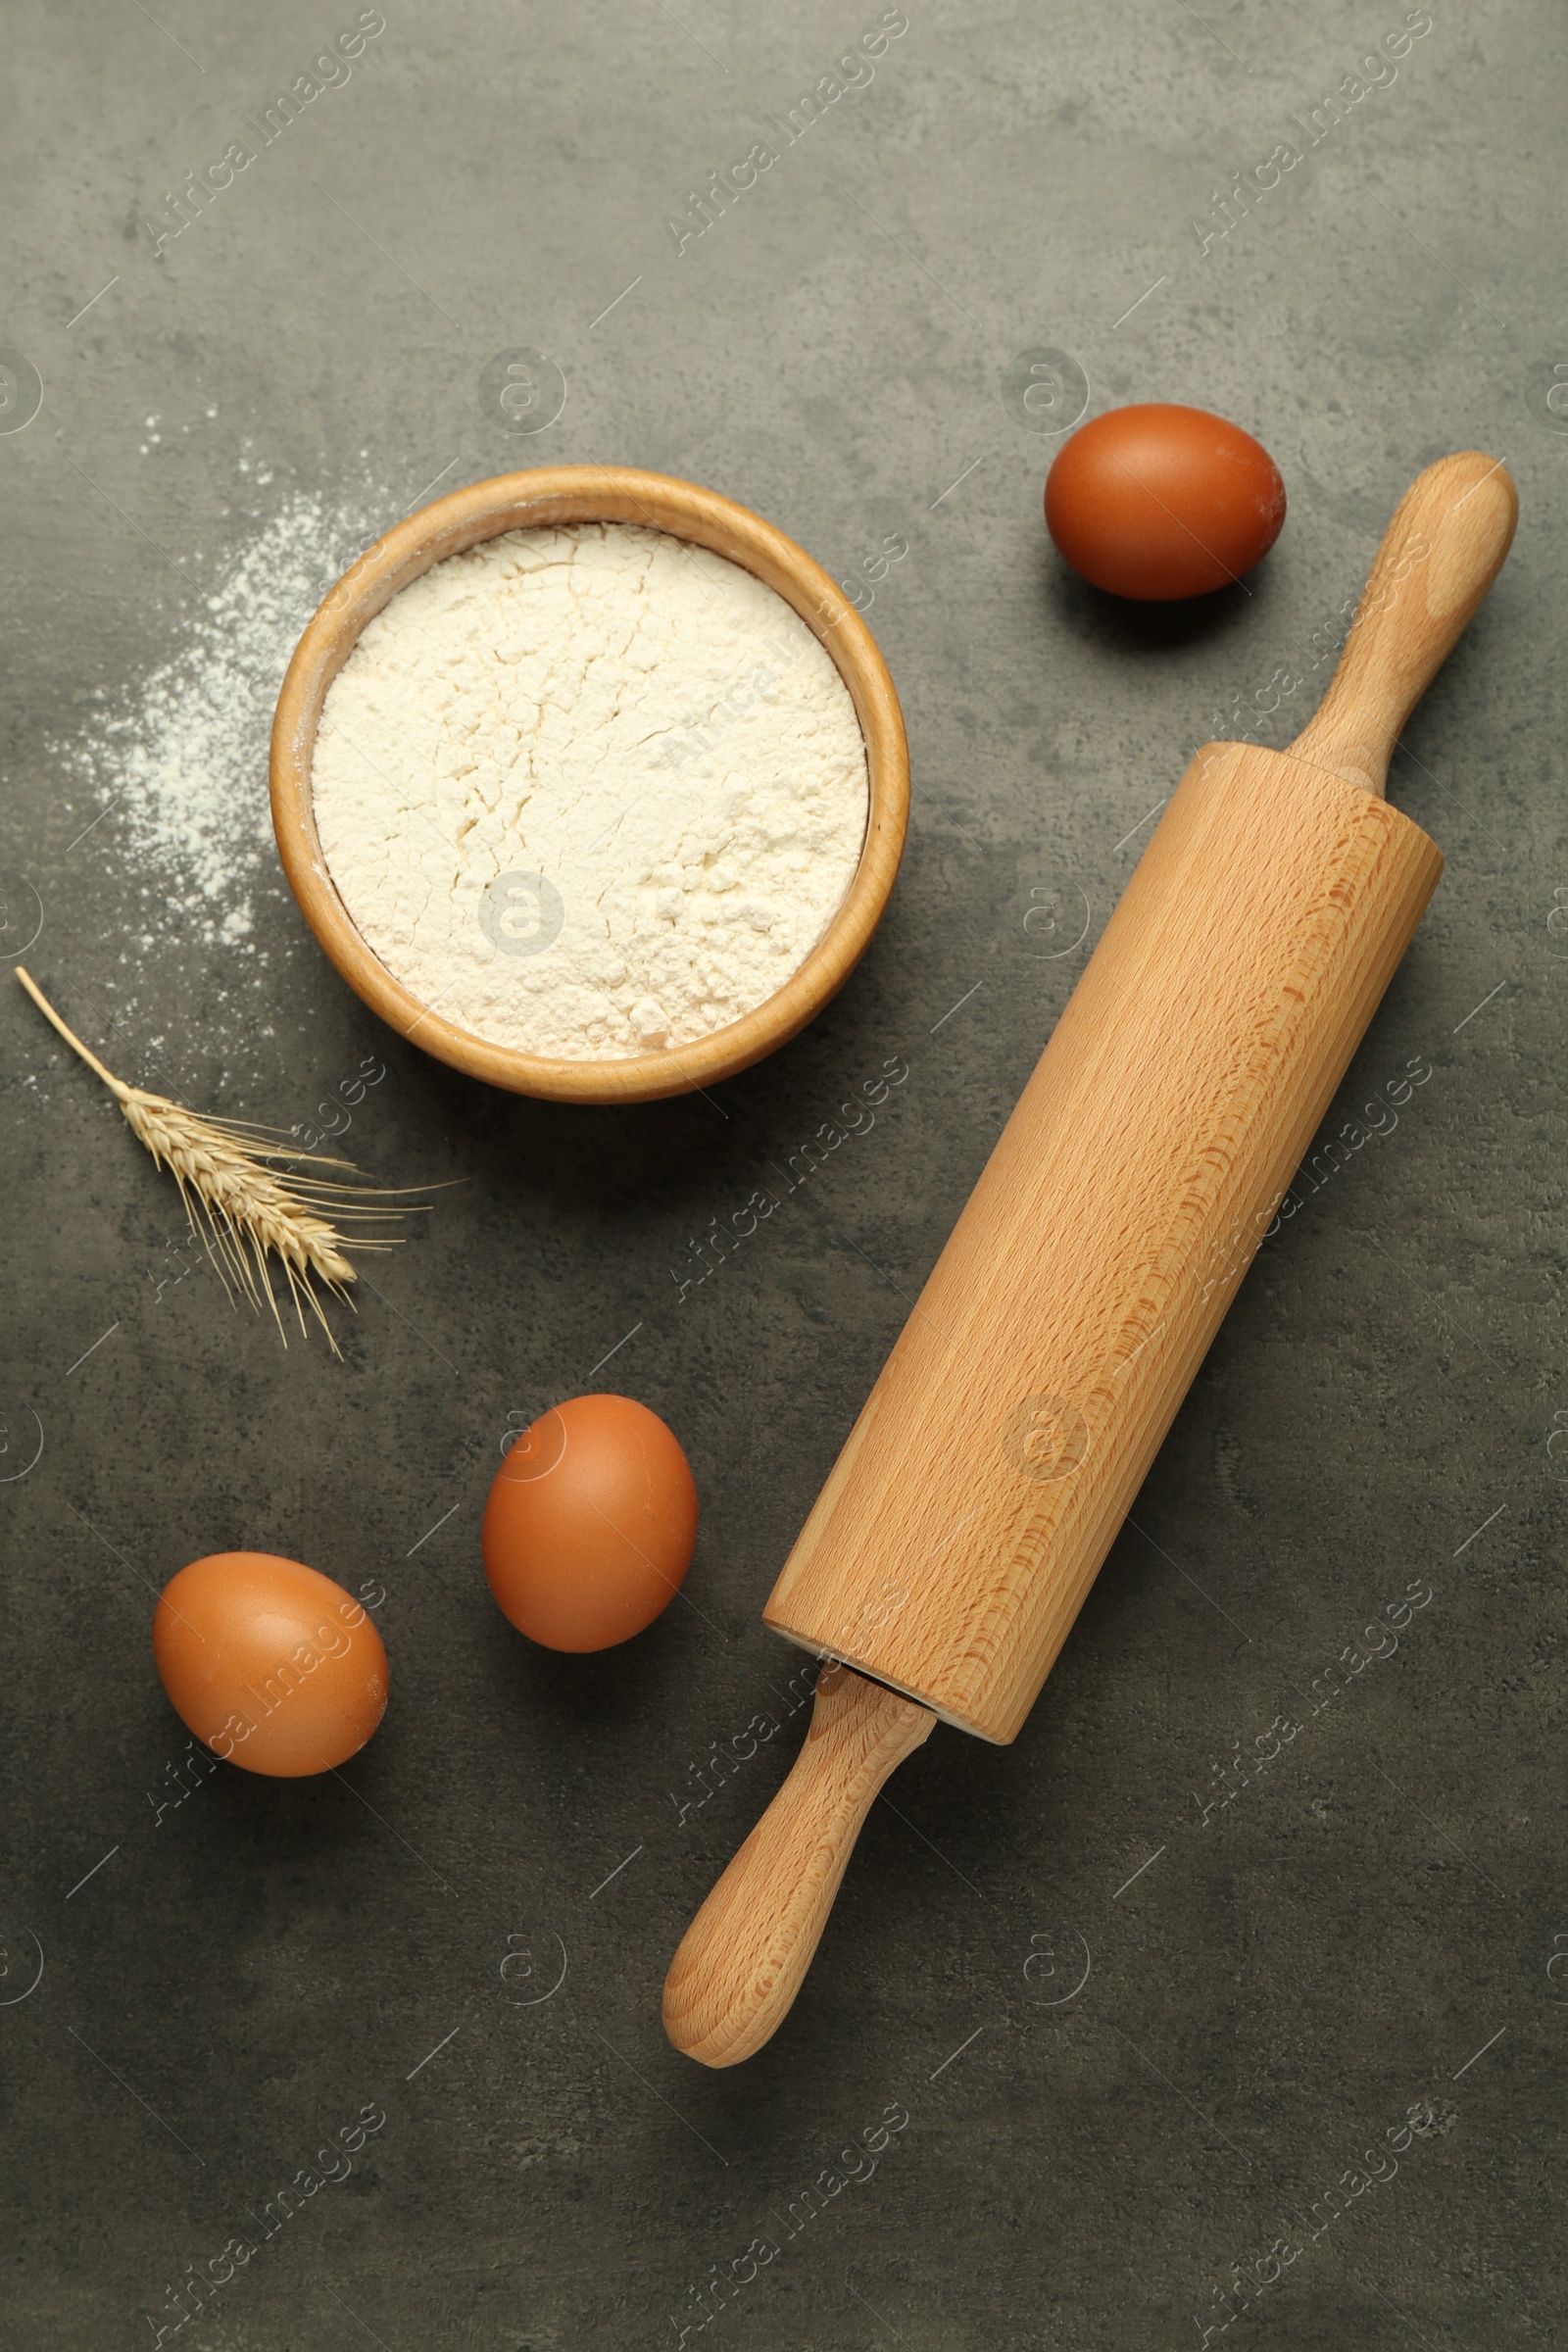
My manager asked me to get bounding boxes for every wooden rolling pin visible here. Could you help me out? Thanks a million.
[663,451,1517,2068]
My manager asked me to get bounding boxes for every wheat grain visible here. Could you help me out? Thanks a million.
[16,965,422,1355]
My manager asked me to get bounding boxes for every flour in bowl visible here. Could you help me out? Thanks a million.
[310,521,869,1059]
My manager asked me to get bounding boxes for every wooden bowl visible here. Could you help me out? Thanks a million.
[270,465,909,1104]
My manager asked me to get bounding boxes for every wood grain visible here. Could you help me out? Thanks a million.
[270,466,909,1104]
[662,1664,935,2068]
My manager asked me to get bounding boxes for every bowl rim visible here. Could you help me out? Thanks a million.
[269,464,909,1104]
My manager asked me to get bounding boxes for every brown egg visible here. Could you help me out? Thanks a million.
[483,1394,698,1652]
[1045,403,1286,600]
[154,1551,388,1778]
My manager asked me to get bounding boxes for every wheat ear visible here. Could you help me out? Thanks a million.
[16,965,424,1357]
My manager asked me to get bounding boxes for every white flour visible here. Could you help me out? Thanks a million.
[310,522,869,1059]
[57,487,378,952]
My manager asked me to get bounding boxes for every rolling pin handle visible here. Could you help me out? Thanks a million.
[662,1663,936,2068]
[1287,449,1517,798]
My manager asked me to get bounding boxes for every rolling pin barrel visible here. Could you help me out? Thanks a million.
[665,450,1517,2067]
[762,743,1444,1740]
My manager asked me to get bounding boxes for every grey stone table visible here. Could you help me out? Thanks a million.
[2,5,1561,2346]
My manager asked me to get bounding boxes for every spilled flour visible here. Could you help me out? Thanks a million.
[310,522,869,1059]
[56,491,378,952]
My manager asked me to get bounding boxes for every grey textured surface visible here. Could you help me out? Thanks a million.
[1,4,1562,2346]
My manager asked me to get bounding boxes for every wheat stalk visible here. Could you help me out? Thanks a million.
[16,965,424,1357]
